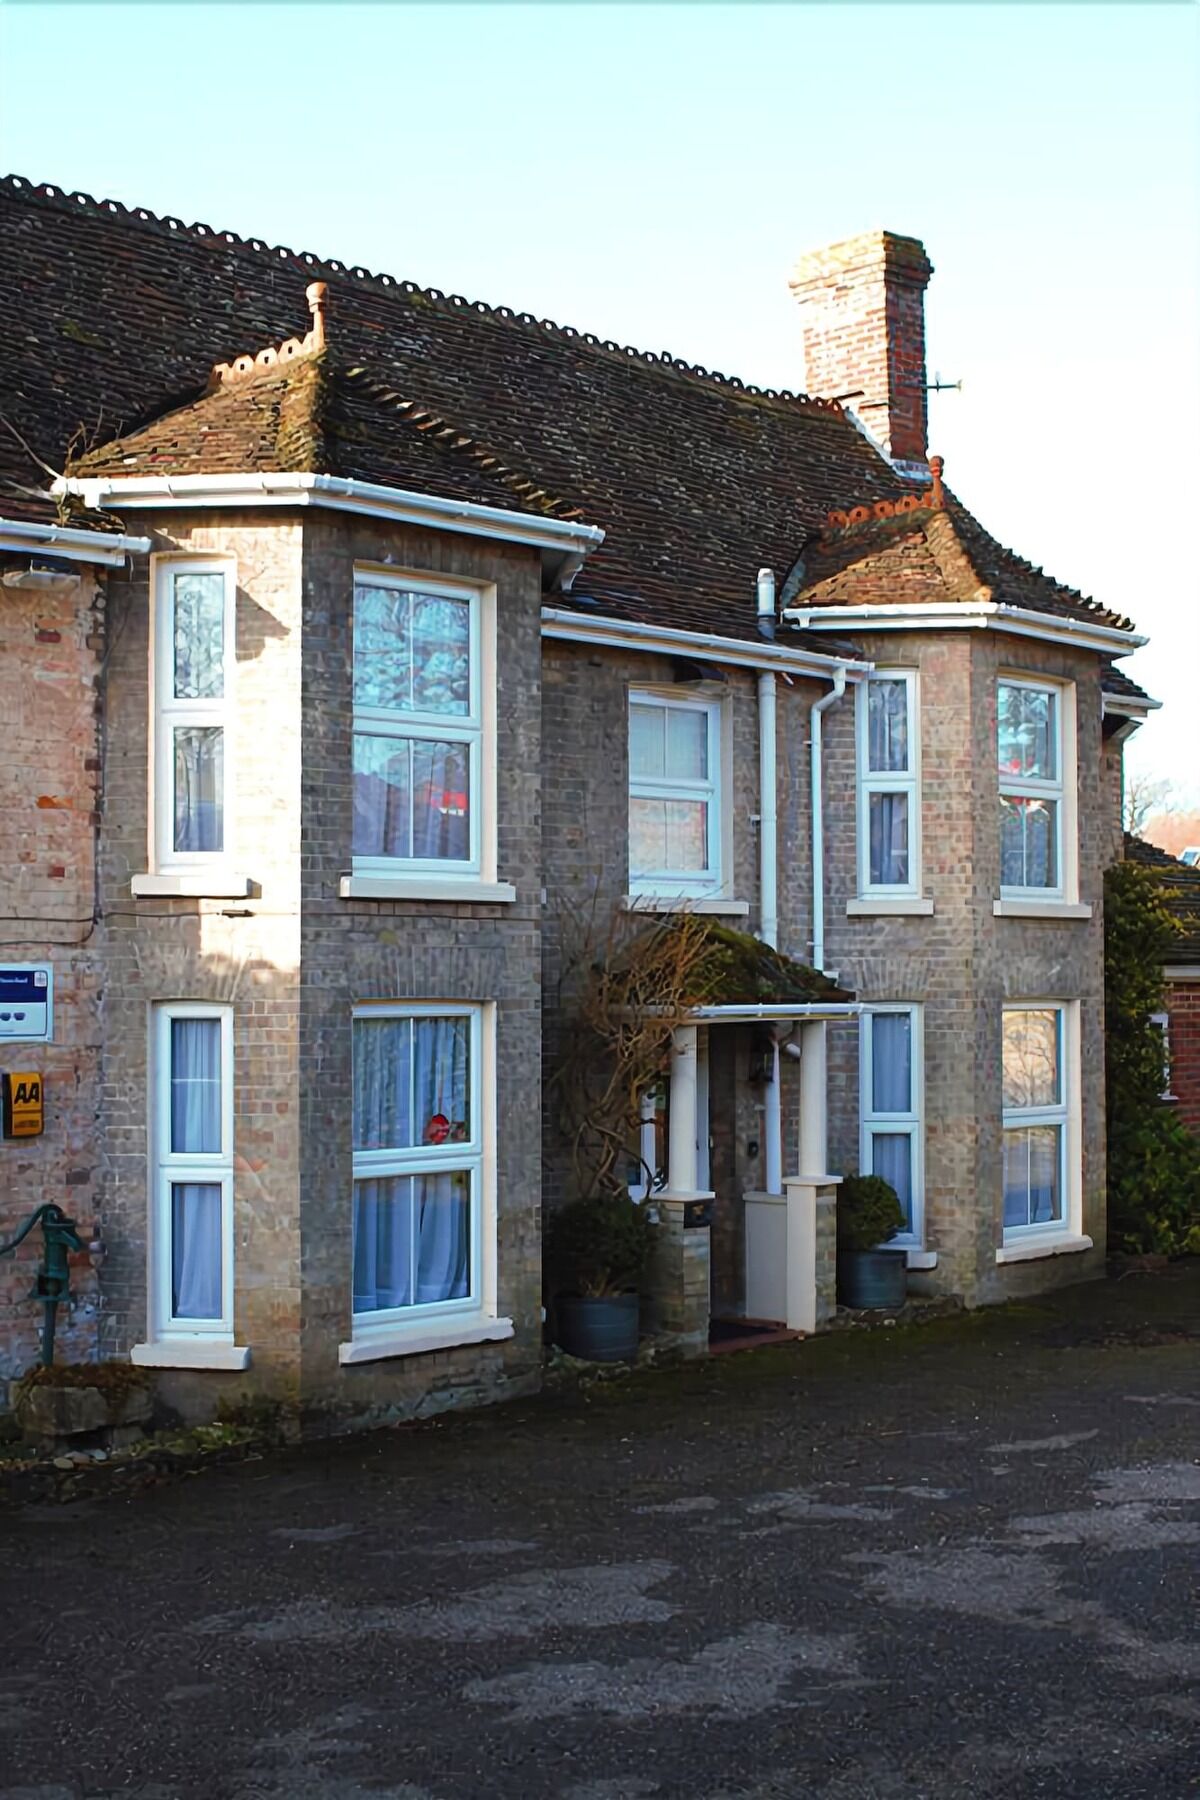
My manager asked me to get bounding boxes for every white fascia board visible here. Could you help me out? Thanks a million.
[53,471,604,563]
[0,513,152,567]
[688,1002,861,1022]
[1102,691,1161,717]
[782,600,1146,655]
[541,606,871,681]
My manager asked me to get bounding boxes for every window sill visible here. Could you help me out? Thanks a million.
[623,895,750,916]
[131,1340,251,1371]
[993,899,1092,920]
[338,1316,514,1365]
[905,1249,938,1271]
[132,872,253,899]
[846,897,935,917]
[995,1233,1093,1266]
[340,875,517,903]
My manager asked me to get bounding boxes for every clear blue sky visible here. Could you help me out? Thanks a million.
[3,2,1197,793]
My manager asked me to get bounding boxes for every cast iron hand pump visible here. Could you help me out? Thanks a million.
[0,1203,83,1366]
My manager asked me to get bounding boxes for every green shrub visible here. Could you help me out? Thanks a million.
[546,1194,656,1298]
[1105,862,1200,1255]
[836,1174,906,1253]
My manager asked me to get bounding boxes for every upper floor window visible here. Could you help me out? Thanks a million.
[998,679,1064,895]
[352,576,481,876]
[154,562,235,868]
[628,691,723,898]
[857,672,919,896]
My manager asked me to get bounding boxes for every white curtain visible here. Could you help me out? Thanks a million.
[868,679,908,771]
[353,1172,470,1313]
[171,1182,222,1318]
[869,792,908,885]
[171,1018,221,1152]
[871,1014,911,1114]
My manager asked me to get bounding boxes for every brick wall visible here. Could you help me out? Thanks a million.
[1166,979,1200,1136]
[0,560,104,1398]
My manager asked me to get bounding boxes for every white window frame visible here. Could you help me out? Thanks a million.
[997,676,1077,903]
[856,670,921,900]
[351,570,496,885]
[1000,1001,1081,1244]
[1150,1010,1175,1100]
[628,688,725,900]
[859,1004,925,1248]
[150,558,237,874]
[150,1002,235,1341]
[349,1001,497,1341]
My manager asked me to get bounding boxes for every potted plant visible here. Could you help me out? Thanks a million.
[547,1192,656,1362]
[836,1174,908,1308]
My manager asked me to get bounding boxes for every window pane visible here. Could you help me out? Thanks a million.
[353,587,471,716]
[170,1182,222,1318]
[1002,1009,1060,1109]
[1000,797,1057,889]
[411,739,471,862]
[871,1013,912,1113]
[170,1018,222,1153]
[869,792,909,886]
[629,797,709,874]
[173,573,225,700]
[353,1014,470,1153]
[353,1017,412,1152]
[353,1172,471,1312]
[868,679,909,772]
[629,703,665,779]
[173,726,224,852]
[666,708,708,780]
[870,1133,913,1234]
[1003,1126,1062,1229]
[353,734,412,859]
[998,684,1056,781]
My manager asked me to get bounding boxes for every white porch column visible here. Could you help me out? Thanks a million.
[797,1018,828,1179]
[667,1023,699,1194]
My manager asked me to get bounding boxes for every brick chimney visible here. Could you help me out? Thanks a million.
[789,230,933,474]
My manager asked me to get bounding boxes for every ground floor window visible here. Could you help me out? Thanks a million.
[859,1005,924,1245]
[1001,1003,1075,1238]
[152,1003,234,1338]
[351,1004,490,1328]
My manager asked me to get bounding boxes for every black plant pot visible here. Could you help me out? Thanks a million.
[555,1293,640,1363]
[837,1247,908,1309]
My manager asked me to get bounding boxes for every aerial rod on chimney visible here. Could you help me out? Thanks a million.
[926,371,962,392]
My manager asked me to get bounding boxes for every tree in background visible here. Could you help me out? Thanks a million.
[1104,860,1200,1255]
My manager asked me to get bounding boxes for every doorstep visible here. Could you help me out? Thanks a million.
[708,1316,803,1356]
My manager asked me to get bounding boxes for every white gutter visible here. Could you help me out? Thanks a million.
[783,599,1146,654]
[754,568,783,1197]
[809,666,847,976]
[688,1003,860,1022]
[0,514,152,569]
[542,606,871,681]
[1102,691,1161,717]
[54,471,605,585]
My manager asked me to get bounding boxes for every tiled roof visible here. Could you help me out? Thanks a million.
[1125,835,1200,964]
[1,174,1137,645]
[793,497,1134,632]
[1099,660,1155,704]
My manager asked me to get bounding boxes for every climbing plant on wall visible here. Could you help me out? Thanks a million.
[1105,860,1200,1255]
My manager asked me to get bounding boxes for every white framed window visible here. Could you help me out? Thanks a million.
[1001,1003,1079,1240]
[1150,1010,1175,1100]
[628,690,723,898]
[351,1003,495,1334]
[152,560,236,870]
[998,678,1075,898]
[860,1005,924,1246]
[857,672,920,897]
[151,1003,234,1339]
[352,573,492,880]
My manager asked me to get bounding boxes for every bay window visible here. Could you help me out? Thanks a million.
[998,679,1064,895]
[628,691,723,898]
[857,673,920,897]
[350,1005,488,1331]
[1001,1004,1071,1236]
[860,1005,924,1246]
[153,563,235,868]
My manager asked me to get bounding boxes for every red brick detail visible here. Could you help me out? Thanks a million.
[1165,981,1200,1136]
[35,627,61,643]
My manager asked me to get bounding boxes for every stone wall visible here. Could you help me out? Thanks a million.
[0,559,104,1398]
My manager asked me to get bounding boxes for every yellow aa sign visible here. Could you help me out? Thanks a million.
[2,1071,43,1139]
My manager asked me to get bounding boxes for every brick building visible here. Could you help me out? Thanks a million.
[0,178,1159,1428]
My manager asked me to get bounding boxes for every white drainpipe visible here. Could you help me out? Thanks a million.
[809,665,848,975]
[756,570,782,1195]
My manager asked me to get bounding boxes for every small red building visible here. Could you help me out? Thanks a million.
[1125,835,1200,1136]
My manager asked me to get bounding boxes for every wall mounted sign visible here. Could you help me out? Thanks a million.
[0,965,53,1043]
[2,1071,44,1139]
